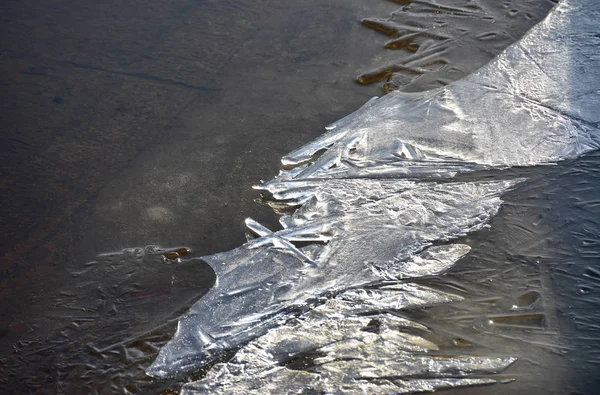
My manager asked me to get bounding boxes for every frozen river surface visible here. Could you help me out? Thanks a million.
[1,0,598,394]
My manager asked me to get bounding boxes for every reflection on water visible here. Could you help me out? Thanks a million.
[1,0,598,394]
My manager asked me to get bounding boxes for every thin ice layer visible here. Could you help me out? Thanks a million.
[182,286,515,394]
[147,180,515,378]
[279,0,599,179]
[148,0,599,392]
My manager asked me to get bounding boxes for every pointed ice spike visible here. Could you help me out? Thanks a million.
[244,218,272,237]
[248,236,317,268]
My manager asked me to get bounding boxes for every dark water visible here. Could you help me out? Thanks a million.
[1,0,598,393]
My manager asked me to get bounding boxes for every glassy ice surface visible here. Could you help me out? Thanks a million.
[148,0,600,393]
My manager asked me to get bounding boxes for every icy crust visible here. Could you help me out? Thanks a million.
[181,287,515,394]
[279,0,599,179]
[147,180,518,378]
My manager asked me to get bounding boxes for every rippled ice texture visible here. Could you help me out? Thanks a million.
[148,0,600,393]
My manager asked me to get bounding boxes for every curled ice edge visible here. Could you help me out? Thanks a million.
[147,0,599,393]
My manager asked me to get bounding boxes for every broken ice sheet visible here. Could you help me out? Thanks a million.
[147,179,518,378]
